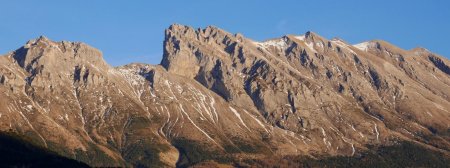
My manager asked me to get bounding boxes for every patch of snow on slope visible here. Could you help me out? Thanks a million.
[243,109,268,133]
[353,42,370,51]
[305,42,317,53]
[316,42,324,49]
[295,35,305,41]
[229,106,250,131]
[117,68,146,86]
[179,104,218,145]
[374,123,380,141]
[26,105,33,111]
[254,38,287,49]
[332,39,356,54]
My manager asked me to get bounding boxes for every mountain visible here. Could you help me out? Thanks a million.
[0,24,449,167]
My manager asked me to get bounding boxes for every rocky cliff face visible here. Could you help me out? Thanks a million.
[0,24,449,167]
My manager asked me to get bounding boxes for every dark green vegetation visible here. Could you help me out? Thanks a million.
[237,141,450,168]
[173,138,235,168]
[173,137,274,168]
[0,131,90,168]
[3,128,449,168]
[73,142,128,167]
[222,136,272,155]
[121,116,172,168]
[122,138,171,168]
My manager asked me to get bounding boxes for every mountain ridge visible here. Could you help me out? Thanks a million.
[0,24,449,167]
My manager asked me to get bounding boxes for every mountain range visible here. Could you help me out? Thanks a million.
[0,24,449,167]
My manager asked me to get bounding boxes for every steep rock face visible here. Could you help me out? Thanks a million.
[0,37,138,167]
[0,36,310,167]
[161,24,450,154]
[0,24,449,167]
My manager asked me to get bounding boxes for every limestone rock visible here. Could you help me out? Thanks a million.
[0,24,449,167]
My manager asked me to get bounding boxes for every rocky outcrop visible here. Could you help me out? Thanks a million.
[0,24,449,167]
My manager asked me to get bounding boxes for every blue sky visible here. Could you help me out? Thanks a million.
[1,0,449,66]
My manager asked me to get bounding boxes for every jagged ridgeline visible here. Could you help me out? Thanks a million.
[0,24,449,167]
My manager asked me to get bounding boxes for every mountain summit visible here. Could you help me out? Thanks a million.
[0,24,449,167]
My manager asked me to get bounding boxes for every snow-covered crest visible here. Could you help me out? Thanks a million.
[353,41,372,51]
[294,35,305,41]
[253,37,289,49]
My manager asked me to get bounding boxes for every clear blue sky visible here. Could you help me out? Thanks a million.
[1,0,449,66]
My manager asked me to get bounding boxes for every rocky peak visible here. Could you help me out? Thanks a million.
[410,47,431,55]
[26,35,51,45]
[165,24,196,40]
[10,36,110,87]
[201,25,228,37]
[16,36,105,68]
[304,31,328,42]
[165,24,232,42]
[369,40,405,52]
[304,31,316,40]
[161,24,241,78]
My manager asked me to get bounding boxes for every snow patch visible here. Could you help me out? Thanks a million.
[254,38,287,49]
[294,35,305,41]
[353,42,371,51]
[305,42,317,53]
[179,104,218,145]
[208,94,219,122]
[332,39,356,54]
[243,109,268,133]
[316,42,324,49]
[320,127,327,137]
[374,123,380,141]
[229,106,250,131]
[25,105,33,111]
[351,144,355,155]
